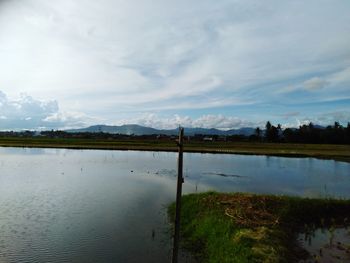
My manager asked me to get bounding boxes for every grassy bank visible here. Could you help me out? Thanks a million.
[0,137,349,162]
[168,192,350,263]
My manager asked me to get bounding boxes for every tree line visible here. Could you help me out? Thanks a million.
[1,121,349,144]
[252,121,350,144]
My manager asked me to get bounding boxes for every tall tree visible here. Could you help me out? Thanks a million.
[255,127,261,139]
[265,121,279,142]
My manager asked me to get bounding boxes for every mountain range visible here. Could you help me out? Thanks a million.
[66,124,256,136]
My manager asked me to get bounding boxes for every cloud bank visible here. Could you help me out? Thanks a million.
[0,91,92,130]
[123,113,255,130]
[0,90,348,130]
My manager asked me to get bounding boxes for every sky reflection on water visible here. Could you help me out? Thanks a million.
[0,147,349,262]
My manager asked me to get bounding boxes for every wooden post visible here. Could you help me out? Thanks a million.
[172,127,184,263]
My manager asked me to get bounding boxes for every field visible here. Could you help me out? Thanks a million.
[168,192,350,263]
[0,137,349,162]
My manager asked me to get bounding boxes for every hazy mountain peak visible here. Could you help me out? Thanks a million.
[66,124,255,136]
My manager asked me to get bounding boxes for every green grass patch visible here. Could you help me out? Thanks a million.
[168,192,350,263]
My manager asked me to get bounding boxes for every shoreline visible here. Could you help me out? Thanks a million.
[0,139,349,163]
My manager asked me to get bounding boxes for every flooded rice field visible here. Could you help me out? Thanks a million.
[0,147,349,262]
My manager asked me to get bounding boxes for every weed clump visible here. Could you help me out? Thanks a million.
[169,192,350,263]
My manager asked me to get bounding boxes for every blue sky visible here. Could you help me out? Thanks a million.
[0,0,349,130]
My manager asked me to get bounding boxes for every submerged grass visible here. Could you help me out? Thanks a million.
[168,192,350,263]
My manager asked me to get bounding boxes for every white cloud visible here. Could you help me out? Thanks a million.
[0,89,346,130]
[0,90,95,130]
[277,69,349,96]
[92,110,350,130]
[303,77,328,91]
[287,111,350,128]
[116,113,255,130]
[278,112,300,118]
[0,0,349,127]
[328,67,350,86]
[314,111,350,126]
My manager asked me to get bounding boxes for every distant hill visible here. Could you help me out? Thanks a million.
[313,124,325,129]
[67,124,159,135]
[66,124,255,136]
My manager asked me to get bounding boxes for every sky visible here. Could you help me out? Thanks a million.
[0,0,349,130]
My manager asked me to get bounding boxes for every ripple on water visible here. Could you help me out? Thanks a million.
[1,148,349,263]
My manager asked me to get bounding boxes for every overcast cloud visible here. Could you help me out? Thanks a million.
[0,0,349,130]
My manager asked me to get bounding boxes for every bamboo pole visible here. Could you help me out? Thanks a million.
[171,127,184,263]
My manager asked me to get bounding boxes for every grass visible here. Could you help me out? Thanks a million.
[0,137,349,162]
[168,192,350,263]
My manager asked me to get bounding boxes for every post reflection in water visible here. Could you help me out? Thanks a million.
[0,147,349,262]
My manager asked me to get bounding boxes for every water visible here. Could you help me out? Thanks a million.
[298,228,350,262]
[0,147,349,262]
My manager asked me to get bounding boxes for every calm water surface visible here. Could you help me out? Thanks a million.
[0,147,349,262]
